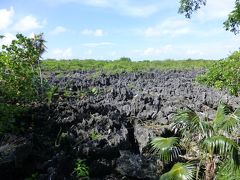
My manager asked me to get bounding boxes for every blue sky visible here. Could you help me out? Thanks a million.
[0,0,239,60]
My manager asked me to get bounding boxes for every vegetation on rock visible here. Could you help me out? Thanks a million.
[197,51,240,96]
[42,58,214,73]
[151,103,240,179]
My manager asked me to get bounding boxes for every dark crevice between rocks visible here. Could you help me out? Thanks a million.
[126,121,140,154]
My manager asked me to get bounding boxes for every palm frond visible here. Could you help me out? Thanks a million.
[216,159,240,180]
[172,108,200,132]
[203,135,240,166]
[160,162,196,180]
[150,137,181,163]
[220,115,240,135]
[213,103,229,130]
[172,108,211,138]
[232,107,240,118]
[213,105,240,135]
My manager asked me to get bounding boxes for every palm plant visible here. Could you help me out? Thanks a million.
[150,103,240,180]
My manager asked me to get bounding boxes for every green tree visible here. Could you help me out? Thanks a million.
[179,0,240,34]
[151,104,240,180]
[0,33,46,134]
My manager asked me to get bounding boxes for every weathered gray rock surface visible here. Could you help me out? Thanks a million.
[1,70,240,179]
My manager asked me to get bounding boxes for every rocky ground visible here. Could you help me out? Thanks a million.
[1,69,240,180]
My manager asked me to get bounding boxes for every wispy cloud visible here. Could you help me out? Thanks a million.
[50,26,67,35]
[81,29,104,37]
[0,7,14,30]
[143,17,191,37]
[143,45,173,56]
[45,0,162,17]
[51,47,73,59]
[195,0,235,21]
[82,42,115,47]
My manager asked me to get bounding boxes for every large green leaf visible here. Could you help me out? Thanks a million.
[160,162,196,180]
[216,160,240,180]
[172,108,212,138]
[172,108,200,132]
[220,114,240,135]
[150,137,181,162]
[213,104,240,135]
[203,135,240,166]
[213,103,231,130]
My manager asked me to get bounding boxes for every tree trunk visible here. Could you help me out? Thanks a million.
[205,158,216,180]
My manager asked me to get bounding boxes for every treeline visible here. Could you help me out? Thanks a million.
[42,57,215,73]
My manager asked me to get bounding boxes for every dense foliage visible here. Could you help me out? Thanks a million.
[42,58,214,73]
[151,104,240,180]
[0,33,46,134]
[197,51,240,96]
[179,0,240,34]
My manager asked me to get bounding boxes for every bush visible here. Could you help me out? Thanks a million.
[0,33,46,134]
[196,51,240,96]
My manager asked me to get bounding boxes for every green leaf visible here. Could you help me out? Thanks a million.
[213,104,240,134]
[172,108,212,138]
[203,135,240,166]
[160,162,196,180]
[213,103,227,130]
[216,160,240,180]
[150,137,181,162]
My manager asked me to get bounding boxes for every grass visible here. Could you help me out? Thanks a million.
[41,58,216,73]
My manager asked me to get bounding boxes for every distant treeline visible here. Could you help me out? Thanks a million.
[42,57,216,73]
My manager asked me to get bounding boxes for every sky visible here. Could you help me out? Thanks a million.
[0,0,240,60]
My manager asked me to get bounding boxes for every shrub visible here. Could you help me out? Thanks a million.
[0,33,46,134]
[196,51,240,96]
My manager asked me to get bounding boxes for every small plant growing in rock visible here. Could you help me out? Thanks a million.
[91,87,98,95]
[64,90,71,97]
[90,131,101,140]
[46,86,58,106]
[74,159,89,178]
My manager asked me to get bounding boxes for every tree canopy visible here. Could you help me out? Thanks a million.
[179,0,240,34]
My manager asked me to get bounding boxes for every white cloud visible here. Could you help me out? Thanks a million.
[14,15,44,32]
[79,0,113,7]
[0,32,15,46]
[144,18,190,37]
[50,26,67,35]
[143,45,173,56]
[186,49,205,56]
[52,47,73,59]
[46,0,162,17]
[0,7,14,30]
[196,0,235,21]
[95,29,103,36]
[82,42,115,47]
[81,28,104,37]
[118,2,160,17]
[86,49,93,55]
